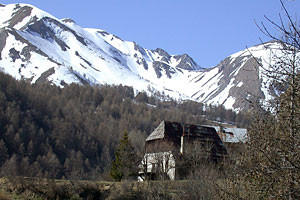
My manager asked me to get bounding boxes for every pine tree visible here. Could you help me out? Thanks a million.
[110,131,138,181]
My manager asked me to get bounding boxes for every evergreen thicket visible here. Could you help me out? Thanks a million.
[110,131,138,181]
[0,71,249,180]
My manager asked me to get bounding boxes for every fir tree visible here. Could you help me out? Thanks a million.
[110,131,138,181]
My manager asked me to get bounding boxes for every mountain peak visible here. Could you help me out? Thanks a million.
[0,3,280,111]
[173,54,201,70]
[153,48,170,58]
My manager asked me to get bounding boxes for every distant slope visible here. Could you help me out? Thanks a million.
[0,3,280,111]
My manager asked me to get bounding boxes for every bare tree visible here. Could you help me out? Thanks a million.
[177,141,217,179]
[221,1,300,199]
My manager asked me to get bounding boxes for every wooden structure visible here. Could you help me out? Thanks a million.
[139,121,228,180]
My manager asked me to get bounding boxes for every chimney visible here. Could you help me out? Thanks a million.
[180,125,185,154]
[218,125,225,142]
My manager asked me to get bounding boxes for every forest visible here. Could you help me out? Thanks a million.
[0,70,249,180]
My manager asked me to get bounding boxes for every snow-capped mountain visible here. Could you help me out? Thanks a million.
[0,3,277,111]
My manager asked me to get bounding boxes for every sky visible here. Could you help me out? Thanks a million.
[1,0,300,67]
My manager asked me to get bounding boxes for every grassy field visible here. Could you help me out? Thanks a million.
[0,177,210,200]
[0,177,118,200]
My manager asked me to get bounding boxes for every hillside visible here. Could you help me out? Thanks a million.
[0,3,281,111]
[0,71,249,180]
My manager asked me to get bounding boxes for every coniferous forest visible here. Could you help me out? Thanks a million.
[0,71,249,180]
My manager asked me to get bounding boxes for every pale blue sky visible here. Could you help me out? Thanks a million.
[1,0,300,67]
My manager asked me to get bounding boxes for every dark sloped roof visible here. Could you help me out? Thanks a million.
[146,121,228,155]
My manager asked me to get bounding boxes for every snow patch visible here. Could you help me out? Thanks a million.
[236,82,243,87]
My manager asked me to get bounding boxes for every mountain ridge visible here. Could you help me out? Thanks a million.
[0,3,278,111]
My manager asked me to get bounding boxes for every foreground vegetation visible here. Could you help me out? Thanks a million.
[0,176,226,200]
[217,1,300,198]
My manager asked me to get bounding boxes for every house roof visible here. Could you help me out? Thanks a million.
[146,121,225,142]
[211,126,247,143]
[146,121,186,142]
[146,121,228,155]
[145,121,166,141]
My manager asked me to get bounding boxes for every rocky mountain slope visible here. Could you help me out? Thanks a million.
[0,3,278,111]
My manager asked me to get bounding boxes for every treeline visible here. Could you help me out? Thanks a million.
[0,71,249,180]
